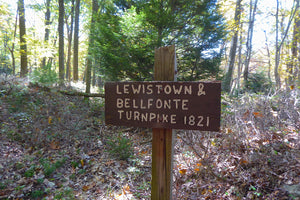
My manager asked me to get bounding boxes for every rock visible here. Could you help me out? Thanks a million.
[282,184,300,197]
[44,179,56,188]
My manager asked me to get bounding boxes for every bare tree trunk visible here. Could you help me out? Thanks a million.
[291,3,300,87]
[244,0,258,88]
[73,0,80,81]
[92,60,96,86]
[8,10,18,75]
[66,0,74,81]
[236,22,243,95]
[42,0,51,67]
[275,0,299,89]
[222,0,242,92]
[264,30,272,82]
[85,0,99,96]
[58,0,64,83]
[18,0,28,77]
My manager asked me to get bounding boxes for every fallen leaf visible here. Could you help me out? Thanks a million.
[253,112,263,117]
[50,141,60,150]
[179,169,187,175]
[48,116,52,124]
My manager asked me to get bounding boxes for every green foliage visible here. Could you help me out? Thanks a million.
[107,133,134,160]
[54,187,75,200]
[7,87,29,112]
[24,165,36,177]
[30,64,58,86]
[30,189,45,199]
[0,181,7,189]
[245,72,273,93]
[94,0,225,81]
[39,157,67,177]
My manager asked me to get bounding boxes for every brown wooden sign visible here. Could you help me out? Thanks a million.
[105,81,221,131]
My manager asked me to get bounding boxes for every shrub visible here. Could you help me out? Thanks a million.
[107,133,134,160]
[245,72,272,93]
[30,64,58,86]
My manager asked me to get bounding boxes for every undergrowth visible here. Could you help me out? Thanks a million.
[0,76,299,199]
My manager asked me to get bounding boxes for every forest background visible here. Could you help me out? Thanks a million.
[0,0,299,91]
[0,0,299,199]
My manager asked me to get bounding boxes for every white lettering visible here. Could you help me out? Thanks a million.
[173,85,182,94]
[131,84,141,94]
[173,99,181,109]
[134,111,140,120]
[116,85,122,94]
[197,83,206,96]
[148,99,153,109]
[141,112,148,121]
[133,99,138,109]
[149,113,156,121]
[163,100,171,109]
[182,99,188,110]
[124,98,130,108]
[118,110,124,119]
[117,98,123,108]
[126,111,132,120]
[124,84,129,94]
[164,85,172,94]
[156,99,163,109]
[170,115,176,124]
[184,85,192,95]
[146,84,153,94]
[156,85,163,94]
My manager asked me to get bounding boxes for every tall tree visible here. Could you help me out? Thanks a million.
[73,0,80,81]
[244,0,258,88]
[18,0,28,77]
[6,10,18,75]
[42,0,51,67]
[275,0,298,89]
[222,0,242,92]
[58,0,64,82]
[85,0,99,95]
[275,0,281,89]
[290,2,300,87]
[66,0,75,81]
[95,0,225,81]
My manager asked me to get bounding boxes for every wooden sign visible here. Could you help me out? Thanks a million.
[105,81,221,131]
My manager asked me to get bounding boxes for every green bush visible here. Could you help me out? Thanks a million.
[24,165,36,177]
[107,134,133,160]
[30,64,58,86]
[39,157,67,177]
[245,72,272,93]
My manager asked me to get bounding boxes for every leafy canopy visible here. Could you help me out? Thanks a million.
[93,0,226,81]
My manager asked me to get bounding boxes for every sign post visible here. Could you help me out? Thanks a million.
[151,45,176,200]
[105,45,221,199]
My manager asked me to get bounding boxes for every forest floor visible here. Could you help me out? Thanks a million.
[0,76,299,200]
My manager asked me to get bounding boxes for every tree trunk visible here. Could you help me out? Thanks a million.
[58,0,65,83]
[8,10,18,75]
[222,0,242,92]
[275,0,281,89]
[291,3,300,87]
[236,22,243,95]
[244,0,258,88]
[66,0,74,81]
[264,30,272,82]
[85,0,99,96]
[42,0,51,67]
[274,0,298,89]
[18,0,28,77]
[73,0,80,81]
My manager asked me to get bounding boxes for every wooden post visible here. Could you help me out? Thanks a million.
[151,45,176,200]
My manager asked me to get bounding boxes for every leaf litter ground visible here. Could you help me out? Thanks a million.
[0,77,299,199]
